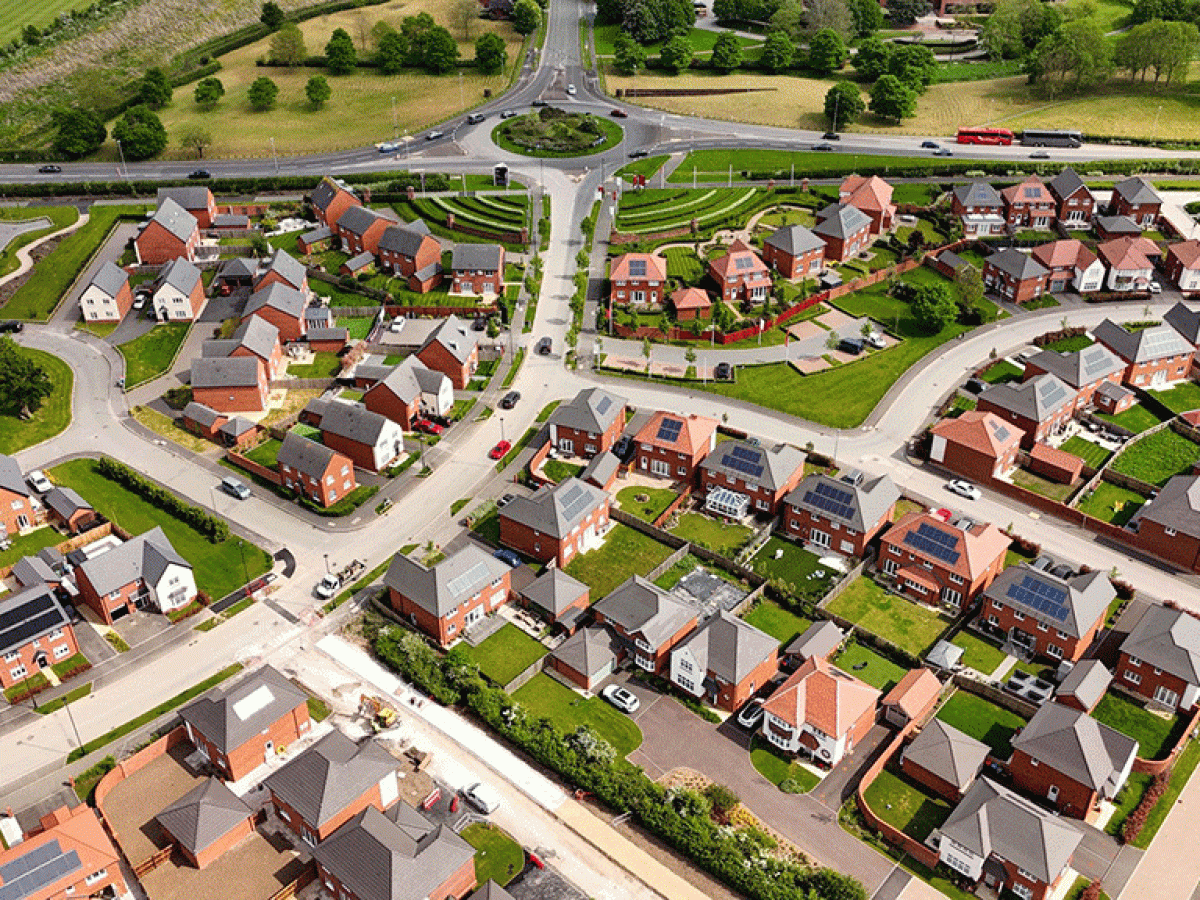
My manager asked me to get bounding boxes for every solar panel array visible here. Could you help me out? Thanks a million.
[1037,378,1069,409]
[802,480,856,521]
[721,445,765,479]
[1005,573,1071,623]
[629,259,647,278]
[734,256,755,270]
[1023,187,1041,199]
[595,395,612,416]
[1141,327,1186,359]
[0,591,64,652]
[656,418,683,443]
[558,483,595,523]
[989,422,1012,443]
[446,562,492,598]
[902,522,961,564]
[1081,346,1114,378]
[0,841,82,900]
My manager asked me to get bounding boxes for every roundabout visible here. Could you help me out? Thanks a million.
[491,107,624,157]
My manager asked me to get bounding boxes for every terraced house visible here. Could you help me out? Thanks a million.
[782,470,899,557]
[699,439,806,516]
[385,544,512,645]
[878,510,1009,608]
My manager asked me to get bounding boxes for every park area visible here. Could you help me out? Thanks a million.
[825,577,952,657]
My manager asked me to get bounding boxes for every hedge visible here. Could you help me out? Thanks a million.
[95,457,229,542]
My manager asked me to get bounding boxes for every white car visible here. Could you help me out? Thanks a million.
[566,84,576,95]
[866,332,886,349]
[946,479,982,501]
[314,574,340,600]
[1148,281,1162,294]
[462,781,501,813]
[601,684,640,714]
[735,698,764,730]
[26,470,52,493]
[389,317,405,333]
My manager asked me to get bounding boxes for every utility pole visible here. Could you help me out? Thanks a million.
[115,139,128,182]
[459,71,465,109]
[270,136,279,174]
[392,96,398,139]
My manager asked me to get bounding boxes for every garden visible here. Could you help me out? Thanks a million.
[493,109,623,157]
[459,624,547,687]
[825,577,952,658]
[948,629,1007,676]
[117,323,190,387]
[750,536,838,599]
[461,822,523,888]
[934,690,1028,759]
[1109,428,1200,487]
[512,673,642,757]
[1095,402,1171,434]
[741,599,812,646]
[614,187,764,237]
[831,642,909,692]
[863,765,953,843]
[667,511,754,556]
[1092,692,1189,761]
[615,485,677,522]
[1152,380,1200,415]
[563,523,675,600]
[1060,435,1112,469]
[749,736,820,794]
[1075,481,1145,526]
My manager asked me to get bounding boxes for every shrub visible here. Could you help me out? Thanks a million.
[704,783,740,814]
[94,457,229,542]
[1121,771,1169,843]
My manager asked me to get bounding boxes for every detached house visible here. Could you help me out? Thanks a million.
[378,221,443,292]
[782,470,899,557]
[498,478,610,567]
[152,258,206,321]
[303,398,406,472]
[363,357,453,430]
[1030,240,1104,294]
[385,544,512,646]
[879,511,1010,608]
[1117,602,1200,711]
[669,611,779,712]
[334,205,397,257]
[609,253,666,306]
[0,585,78,690]
[976,373,1077,447]
[311,176,361,229]
[839,174,895,235]
[416,314,480,389]
[1001,176,1056,229]
[707,240,771,305]
[1022,342,1125,408]
[0,805,127,900]
[952,182,1006,237]
[80,261,133,322]
[254,248,309,296]
[135,197,200,264]
[929,411,1022,483]
[699,439,806,516]
[1165,244,1200,294]
[1047,167,1095,227]
[244,283,308,343]
[0,454,35,536]
[762,224,825,280]
[592,575,697,675]
[277,432,356,508]
[451,244,505,297]
[156,185,218,228]
[547,387,627,458]
[982,249,1049,304]
[633,411,718,482]
[1108,176,1161,228]
[203,315,284,380]
[814,203,872,263]
[190,356,268,414]
[75,526,197,624]
[1096,237,1156,292]
[1094,318,1193,387]
[154,778,255,870]
[1164,302,1200,374]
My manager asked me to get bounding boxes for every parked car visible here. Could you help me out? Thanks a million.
[628,149,649,158]
[1029,150,1050,159]
[610,108,628,118]
[463,782,501,814]
[1148,281,1162,294]
[26,470,52,494]
[821,132,841,140]
[920,140,939,149]
[536,336,552,355]
[389,316,405,333]
[425,130,444,141]
[714,361,733,380]
[866,331,886,349]
[315,574,340,600]
[220,476,251,500]
[501,109,518,118]
[466,113,486,124]
[566,84,576,95]
[188,169,211,179]
[500,390,521,409]
[38,164,61,174]
[315,558,364,600]
[735,698,765,730]
[964,377,986,395]
[531,99,548,107]
[489,439,512,459]
[493,547,522,567]
[812,143,834,152]
[933,148,954,156]
[497,493,515,509]
[414,418,445,436]
[0,320,23,333]
[838,337,865,355]
[601,684,640,714]
[133,289,150,310]
[946,479,982,501]
[614,435,633,460]
[473,315,488,331]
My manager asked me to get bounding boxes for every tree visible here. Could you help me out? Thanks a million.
[596,0,623,24]
[768,0,807,39]
[111,105,168,160]
[137,67,172,109]
[178,126,213,158]
[22,24,40,46]
[456,0,480,40]
[803,0,854,39]
[325,27,357,74]
[0,339,53,417]
[761,29,795,72]
[1118,18,1199,83]
[422,26,460,73]
[888,43,936,90]
[886,0,929,26]
[869,73,917,121]
[910,281,957,332]
[710,32,744,71]
[623,0,696,44]
[854,36,892,80]
[51,108,106,159]
[306,74,331,108]
[474,32,507,74]
[193,76,225,108]
[642,337,653,375]
[377,29,407,74]
[807,28,847,74]
[1030,19,1111,97]
[954,264,985,320]
[824,80,864,129]
[613,32,647,74]
[247,75,280,110]
[260,1,285,29]
[848,0,883,37]
[512,0,542,34]
[660,32,695,72]
[270,21,307,65]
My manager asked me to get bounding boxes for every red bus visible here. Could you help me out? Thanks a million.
[956,127,1015,146]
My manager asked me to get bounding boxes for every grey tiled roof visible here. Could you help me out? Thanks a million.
[76,526,190,599]
[178,664,308,753]
[549,625,621,679]
[335,205,389,237]
[953,182,1003,209]
[0,585,71,656]
[43,487,91,522]
[0,454,29,498]
[219,257,257,281]
[581,451,619,487]
[182,401,223,428]
[701,440,805,492]
[277,432,340,480]
[549,388,626,434]
[371,356,441,404]
[1056,659,1111,710]
[903,719,989,794]
[230,316,280,362]
[244,282,306,320]
[419,314,478,365]
[211,213,249,229]
[158,258,202,296]
[1095,215,1140,235]
[674,610,777,685]
[191,356,262,389]
[1164,301,1200,344]
[311,176,356,214]
[11,555,59,588]
[305,306,333,328]
[1012,702,1138,792]
[155,777,253,854]
[1120,601,1200,686]
[785,620,844,660]
[785,472,899,533]
[218,416,256,438]
[342,251,375,272]
[264,730,396,829]
[307,327,348,343]
[977,373,1076,423]
[1025,344,1123,389]
[383,544,510,618]
[594,575,696,645]
[90,261,129,298]
[451,243,503,271]
[149,197,199,243]
[984,564,1113,639]
[1048,167,1089,202]
[1094,319,1193,364]
[764,224,824,256]
[1113,176,1160,206]
[814,203,871,240]
[985,248,1048,281]
[378,222,432,256]
[201,339,238,359]
[468,882,517,900]
[300,225,333,245]
[316,400,392,447]
[156,186,213,211]
[499,478,607,541]
[259,249,307,290]
[520,568,588,618]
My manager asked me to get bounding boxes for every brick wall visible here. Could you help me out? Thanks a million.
[226,451,284,486]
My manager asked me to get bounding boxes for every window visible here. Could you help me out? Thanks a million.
[10,666,26,679]
[1128,656,1141,667]
[1029,758,1039,766]
[677,676,694,692]
[1037,621,1049,632]
[679,659,692,673]
[949,573,964,585]
[1124,670,1142,685]
[987,614,998,625]
[3,651,17,663]
[1013,610,1025,621]
[1165,527,1178,536]
[84,869,108,886]
[54,645,70,659]
[1046,644,1063,659]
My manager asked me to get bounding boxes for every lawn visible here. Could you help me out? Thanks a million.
[117,323,190,387]
[336,316,376,341]
[563,523,674,599]
[460,624,547,687]
[825,578,952,657]
[243,438,282,468]
[1060,435,1112,469]
[1095,402,1171,434]
[979,360,1023,384]
[1134,737,1200,848]
[1076,481,1145,526]
[749,736,820,793]
[669,512,753,556]
[542,460,584,483]
[1110,429,1200,486]
[0,347,72,454]
[462,822,523,887]
[512,673,642,756]
[615,485,678,522]
[1092,692,1188,760]
[741,599,811,646]
[935,690,1027,759]
[0,206,78,277]
[0,526,67,570]
[1044,335,1094,352]
[49,458,272,602]
[832,642,909,692]
[1012,467,1077,503]
[288,351,342,379]
[1152,380,1200,414]
[0,0,99,44]
[863,766,953,842]
[616,154,670,182]
[949,630,1007,676]
[749,536,837,596]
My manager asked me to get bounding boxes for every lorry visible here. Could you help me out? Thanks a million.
[315,559,365,600]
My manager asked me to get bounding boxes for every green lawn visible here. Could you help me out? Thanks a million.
[0,206,78,277]
[1092,692,1188,760]
[1152,381,1200,414]
[117,323,190,387]
[513,673,642,756]
[564,523,674,599]
[1106,770,1152,837]
[950,630,1007,676]
[543,460,584,483]
[243,438,282,468]
[1044,335,1094,352]
[832,642,909,692]
[669,512,753,556]
[336,316,376,341]
[1012,467,1077,503]
[826,578,952,657]
[1135,737,1200,848]
[742,599,811,646]
[48,458,272,602]
[1060,435,1113,469]
[935,690,1027,759]
[462,822,523,887]
[1110,429,1200,486]
[863,766,953,842]
[288,351,342,379]
[461,624,547,687]
[749,536,836,597]
[1076,481,1146,526]
[0,526,66,570]
[0,347,72,454]
[661,247,706,284]
[1095,402,1171,434]
[980,360,1023,384]
[615,485,678,522]
[749,736,820,793]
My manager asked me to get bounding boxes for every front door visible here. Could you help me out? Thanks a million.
[15,514,28,530]
[265,740,274,762]
[1047,785,1059,803]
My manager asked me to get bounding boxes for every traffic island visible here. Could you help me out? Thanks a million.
[492,108,623,158]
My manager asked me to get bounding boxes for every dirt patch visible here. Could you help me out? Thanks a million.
[790,357,831,374]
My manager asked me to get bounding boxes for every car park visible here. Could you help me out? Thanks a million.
[500,390,521,409]
[489,439,511,459]
[463,782,501,813]
[38,164,61,174]
[812,143,834,152]
[946,479,982,500]
[466,113,485,124]
[221,476,251,500]
[414,418,445,436]
[26,470,52,494]
[188,169,211,179]
[735,698,764,729]
[493,547,522,566]
[601,684,640,714]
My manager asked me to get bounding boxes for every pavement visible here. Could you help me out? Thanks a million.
[0,213,85,289]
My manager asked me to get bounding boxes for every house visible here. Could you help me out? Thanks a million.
[416,314,479,389]
[303,398,406,472]
[1047,167,1095,227]
[609,253,666,306]
[340,252,374,278]
[377,221,442,292]
[1108,176,1161,227]
[839,174,895,235]
[1009,702,1137,818]
[1030,240,1104,294]
[254,248,309,296]
[178,664,311,782]
[218,416,258,448]
[699,440,806,516]
[1022,342,1125,408]
[297,224,333,255]
[450,243,505,297]
[243,283,308,343]
[1093,318,1193,387]
[0,585,78,690]
[1164,302,1200,373]
[982,248,1049,304]
[878,511,1010,608]
[277,432,357,508]
[80,260,133,322]
[976,373,1077,448]
[311,803,476,900]
[157,186,218,228]
[182,401,229,442]
[1096,237,1156,292]
[1116,602,1200,710]
[190,356,268,414]
[547,387,627,458]
[1055,659,1112,714]
[152,258,206,321]
[498,478,610,567]
[814,203,872,262]
[762,224,826,280]
[264,730,398,844]
[939,778,1083,900]
[929,411,1022,483]
[1001,175,1056,229]
[310,176,361,229]
[951,182,1006,237]
[668,286,713,320]
[1165,244,1200,294]
[547,625,622,689]
[783,620,844,668]
[633,411,718,482]
[154,778,255,869]
[881,667,942,729]
[203,315,284,380]
[580,450,620,491]
[518,568,590,632]
[592,575,698,675]
[707,239,771,305]
[782,470,900,558]
[0,804,126,900]
[669,611,779,712]
[901,719,989,802]
[384,544,512,646]
[363,356,453,429]
[334,205,397,257]
[1094,215,1143,241]
[135,197,200,264]
[759,655,879,768]
[43,486,96,534]
[980,563,1113,664]
[74,526,197,625]
[0,454,34,535]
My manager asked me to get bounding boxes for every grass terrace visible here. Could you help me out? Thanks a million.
[563,523,674,599]
[832,642,908,692]
[741,599,812,646]
[1092,692,1188,760]
[668,512,753,556]
[949,630,1007,676]
[460,624,547,687]
[616,155,669,181]
[1076,481,1146,526]
[749,736,820,793]
[512,673,642,756]
[1095,402,1171,434]
[1060,435,1112,469]
[863,766,953,842]
[1152,381,1200,415]
[1109,429,1200,486]
[0,348,72,454]
[614,187,763,237]
[615,485,677,523]
[935,690,1027,759]
[826,577,951,657]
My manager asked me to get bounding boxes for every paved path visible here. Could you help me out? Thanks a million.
[0,212,87,289]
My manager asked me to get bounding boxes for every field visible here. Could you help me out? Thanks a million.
[0,0,101,45]
[1110,429,1200,486]
[0,347,73,454]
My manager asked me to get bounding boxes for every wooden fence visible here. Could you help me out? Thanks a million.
[609,507,766,587]
[950,672,1040,721]
[854,719,941,870]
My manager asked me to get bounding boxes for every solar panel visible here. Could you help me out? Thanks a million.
[734,256,754,270]
[446,562,491,598]
[902,522,961,564]
[721,450,764,479]
[1005,574,1071,623]
[595,396,612,416]
[1141,327,1185,359]
[558,483,595,522]
[803,489,854,521]
[1081,346,1112,378]
[0,841,82,900]
[1038,379,1068,408]
[629,259,647,278]
[991,423,1012,442]
[1023,187,1040,199]
[656,418,683,443]
[0,610,67,651]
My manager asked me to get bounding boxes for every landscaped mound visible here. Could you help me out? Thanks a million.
[494,107,622,157]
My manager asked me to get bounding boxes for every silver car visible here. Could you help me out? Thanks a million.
[601,684,640,714]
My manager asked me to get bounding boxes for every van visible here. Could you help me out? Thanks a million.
[221,476,251,500]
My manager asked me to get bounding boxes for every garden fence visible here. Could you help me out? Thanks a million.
[950,673,1040,720]
[502,657,549,694]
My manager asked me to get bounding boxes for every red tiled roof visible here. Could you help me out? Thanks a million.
[0,805,121,900]
[762,655,879,738]
[610,253,665,283]
[931,411,1022,458]
[1001,175,1052,205]
[896,566,940,594]
[841,174,894,213]
[883,668,942,720]
[1097,237,1154,272]
[709,239,769,280]
[671,287,711,311]
[634,410,718,456]
[882,511,1011,583]
[1031,442,1084,471]
[1169,240,1200,270]
[1032,240,1097,271]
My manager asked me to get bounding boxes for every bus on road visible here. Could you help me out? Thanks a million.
[1020,129,1083,148]
[956,127,1015,146]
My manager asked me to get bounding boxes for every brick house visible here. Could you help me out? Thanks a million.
[609,253,666,307]
[669,286,712,320]
[1094,380,1136,415]
[1022,342,1125,408]
[202,315,284,380]
[762,224,825,280]
[1055,659,1112,713]
[1095,215,1143,241]
[878,511,1010,609]
[0,585,78,690]
[450,243,505,297]
[1047,167,1095,227]
[181,401,229,442]
[633,411,718,482]
[699,439,806,516]
[363,356,453,429]
[1001,175,1056,229]
[334,205,397,257]
[759,655,879,768]
[547,625,621,689]
[1165,243,1200,294]
[976,373,1078,448]
[669,611,779,712]
[979,564,1113,664]
[1030,240,1104,294]
[938,778,1082,900]
[377,221,443,292]
[1093,318,1194,388]
[1008,702,1137,818]
[900,719,989,802]
[707,239,771,305]
[264,730,398,844]
[190,356,268,414]
[254,248,310,296]
[243,283,308,343]
[11,555,63,593]
[74,527,197,624]
[297,224,333,255]
[929,411,1022,483]
[814,203,872,263]
[1116,602,1200,710]
[547,387,627,458]
[518,568,590,631]
[80,261,133,322]
[416,314,479,389]
[154,777,256,869]
[952,182,1006,238]
[783,470,899,557]
[498,478,610,567]
[152,258,206,321]
[156,186,218,229]
[1096,237,1156,292]
[1164,302,1200,374]
[0,804,127,900]
[840,174,896,235]
[43,487,96,534]
[0,454,35,536]
[982,248,1049,304]
[135,197,200,264]
[302,398,406,472]
[178,664,310,782]
[277,432,356,508]
[1108,176,1162,228]
[592,575,698,675]
[384,544,512,646]
[310,176,361,229]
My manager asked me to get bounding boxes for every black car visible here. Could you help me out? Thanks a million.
[628,149,649,159]
[613,436,633,460]
[531,99,548,107]
[920,140,939,149]
[38,164,62,174]
[536,336,552,355]
[188,169,211,180]
[812,143,834,152]
[0,321,22,333]
[714,361,733,380]
[610,108,628,118]
[500,391,521,409]
[473,316,487,331]
[821,132,840,140]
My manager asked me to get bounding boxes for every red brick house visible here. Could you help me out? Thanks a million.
[244,283,307,343]
[377,221,443,292]
[363,356,454,430]
[1093,318,1194,388]
[929,411,1022,483]
[1001,175,1056,229]
[416,314,479,389]
[1030,240,1105,294]
[815,202,874,263]
[190,356,268,414]
[1022,342,1125,408]
[277,432,356,508]
[384,544,512,646]
[74,527,197,625]
[154,777,256,869]
[135,197,200,265]
[181,401,229,442]
[547,387,627,458]
[708,239,771,304]
[669,286,712,320]
[302,398,406,473]
[254,248,310,296]
[0,585,78,690]
[80,261,133,323]
[901,719,989,802]
[0,804,127,900]
[547,625,621,689]
[669,611,779,712]
[783,470,900,557]
[178,664,311,782]
[1047,168,1095,227]
[1116,601,1200,710]
[0,455,35,536]
[982,248,1049,304]
[310,176,361,229]
[450,243,505,297]
[1029,442,1084,484]
[609,253,666,306]
[518,568,590,631]
[699,439,806,516]
[592,575,698,675]
[334,205,398,257]
[633,411,717,482]
[43,487,96,534]
[1094,380,1136,415]
[952,182,1006,238]
[762,224,825,280]
[1165,243,1200,294]
[202,315,284,380]
[499,478,610,567]
[840,174,896,235]
[976,373,1077,448]
[1108,176,1161,228]
[879,511,1010,608]
[156,186,217,228]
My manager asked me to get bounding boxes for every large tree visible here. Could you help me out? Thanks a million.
[421,26,460,73]
[824,80,864,129]
[456,0,480,40]
[260,1,285,29]
[1116,18,1198,82]
[325,27,357,74]
[803,0,854,39]
[193,76,225,108]
[848,0,883,36]
[51,108,106,159]
[306,74,331,108]
[887,43,936,90]
[807,27,847,73]
[622,0,695,44]
[660,32,695,72]
[768,0,807,39]
[854,36,892,80]
[512,0,542,34]
[868,73,917,122]
[0,339,53,417]
[137,67,172,109]
[886,0,930,26]
[981,0,1064,58]
[475,31,507,74]
[247,75,280,110]
[1029,19,1111,97]
[596,0,623,24]
[111,105,167,160]
[710,31,744,71]
[909,281,957,332]
[761,29,795,71]
[377,29,407,74]
[270,22,308,65]
[179,125,212,158]
[613,31,647,73]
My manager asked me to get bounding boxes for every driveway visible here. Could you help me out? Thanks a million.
[808,723,893,810]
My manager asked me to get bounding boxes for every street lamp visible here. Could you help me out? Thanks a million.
[114,138,128,183]
[458,72,465,110]
[269,136,279,174]
[500,418,506,443]
[392,96,398,140]
[323,553,330,574]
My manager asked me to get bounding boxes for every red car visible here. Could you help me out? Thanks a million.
[414,418,444,436]
[489,440,511,460]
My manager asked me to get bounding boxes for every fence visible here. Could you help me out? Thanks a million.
[271,376,339,390]
[0,521,118,581]
[94,726,190,852]
[815,558,869,609]
[854,718,941,870]
[503,656,549,694]
[609,507,766,586]
[133,846,173,877]
[1131,703,1200,775]
[652,488,691,528]
[268,866,317,900]
[646,543,692,582]
[225,451,283,486]
[950,672,1040,720]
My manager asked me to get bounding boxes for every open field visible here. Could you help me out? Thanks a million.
[0,0,100,45]
[0,207,79,277]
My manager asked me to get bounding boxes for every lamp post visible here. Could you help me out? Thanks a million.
[500,417,506,443]
[458,71,465,109]
[269,136,279,174]
[392,96,399,139]
[323,553,330,574]
[115,138,128,182]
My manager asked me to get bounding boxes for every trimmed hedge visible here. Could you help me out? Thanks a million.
[1122,771,1168,844]
[95,457,229,542]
